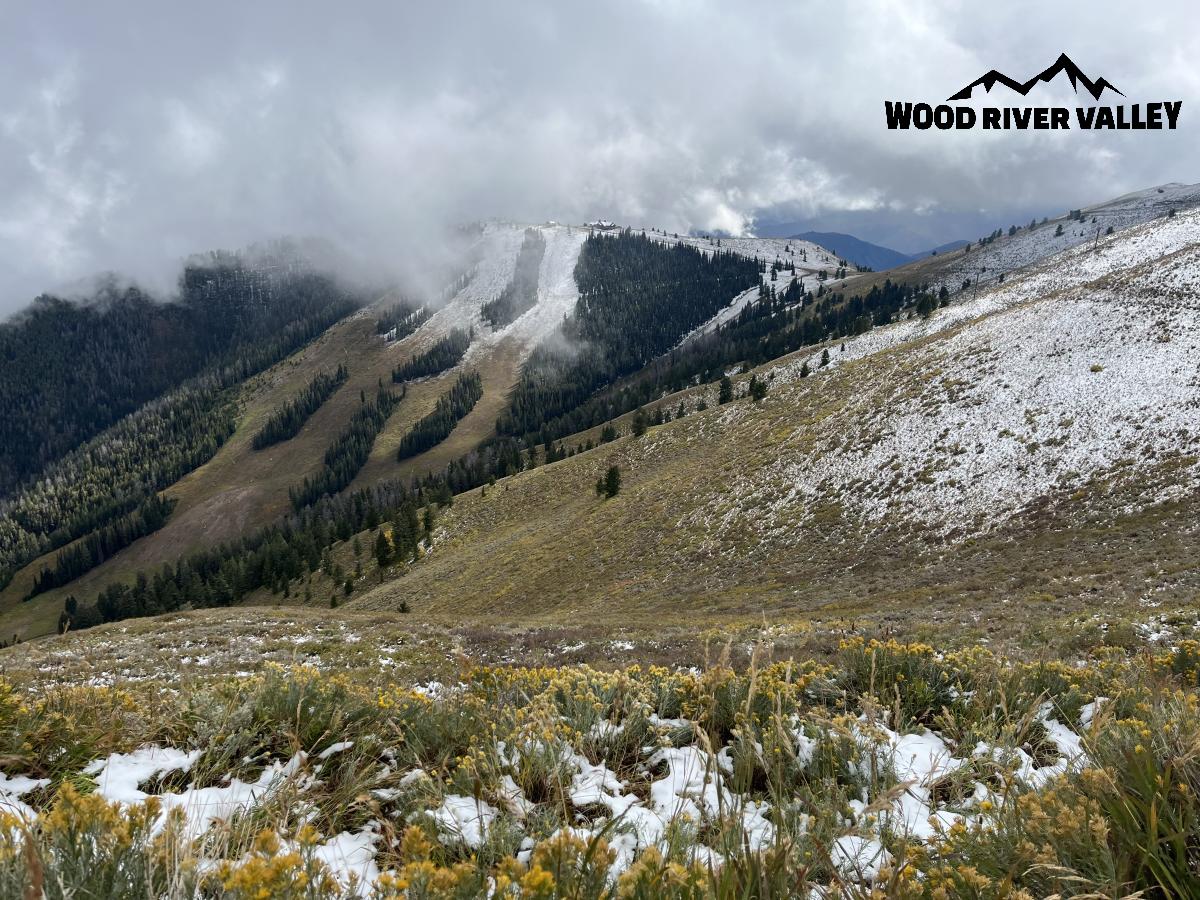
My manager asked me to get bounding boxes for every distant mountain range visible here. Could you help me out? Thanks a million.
[792,231,968,271]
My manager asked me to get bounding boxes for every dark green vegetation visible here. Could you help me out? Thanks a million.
[595,464,620,498]
[0,270,358,593]
[497,229,759,439]
[63,472,446,631]
[375,301,430,340]
[498,232,932,447]
[288,387,404,511]
[391,328,472,382]
[0,383,236,593]
[252,365,349,450]
[28,494,176,600]
[0,250,355,497]
[480,228,545,327]
[396,371,484,460]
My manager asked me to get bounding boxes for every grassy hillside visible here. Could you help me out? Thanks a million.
[837,181,1200,301]
[0,224,575,640]
[0,306,434,639]
[338,207,1200,643]
[1,211,1199,898]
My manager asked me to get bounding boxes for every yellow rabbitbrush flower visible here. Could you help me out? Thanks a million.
[214,827,339,900]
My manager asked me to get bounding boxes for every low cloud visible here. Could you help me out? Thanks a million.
[1,1,1194,313]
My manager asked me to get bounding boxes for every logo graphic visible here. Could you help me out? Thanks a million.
[884,53,1181,131]
[948,53,1123,102]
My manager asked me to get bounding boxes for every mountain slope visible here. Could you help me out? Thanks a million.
[347,207,1200,633]
[5,200,1199,643]
[790,231,911,270]
[0,223,588,638]
[841,182,1200,301]
[0,252,352,499]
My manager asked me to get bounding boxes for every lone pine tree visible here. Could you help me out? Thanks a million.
[718,375,734,404]
[596,464,621,498]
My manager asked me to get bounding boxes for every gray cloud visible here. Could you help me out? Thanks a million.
[1,0,1195,312]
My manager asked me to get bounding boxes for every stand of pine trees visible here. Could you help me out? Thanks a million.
[0,248,359,498]
[289,386,403,511]
[391,328,472,382]
[63,475,453,633]
[0,260,360,592]
[493,275,928,448]
[397,371,484,460]
[27,494,177,599]
[375,302,431,340]
[480,229,546,327]
[496,229,760,440]
[252,365,349,450]
[0,383,236,593]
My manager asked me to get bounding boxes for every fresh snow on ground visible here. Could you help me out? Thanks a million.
[919,181,1200,297]
[314,827,381,895]
[1,694,1097,891]
[469,224,587,356]
[429,794,499,848]
[86,746,306,839]
[686,206,1200,542]
[402,221,587,369]
[0,771,50,820]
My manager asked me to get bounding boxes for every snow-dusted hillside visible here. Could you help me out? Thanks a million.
[396,222,587,365]
[412,221,851,359]
[647,232,856,346]
[686,205,1200,543]
[918,181,1200,295]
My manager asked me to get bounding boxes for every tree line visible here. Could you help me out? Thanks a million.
[62,474,453,633]
[496,229,760,440]
[396,371,484,460]
[0,247,356,498]
[26,494,177,599]
[480,228,545,328]
[288,385,403,510]
[0,262,360,592]
[376,302,430,340]
[252,365,349,450]
[391,328,472,382]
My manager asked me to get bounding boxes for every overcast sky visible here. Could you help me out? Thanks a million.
[1,1,1196,313]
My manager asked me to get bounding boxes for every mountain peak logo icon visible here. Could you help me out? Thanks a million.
[948,53,1124,102]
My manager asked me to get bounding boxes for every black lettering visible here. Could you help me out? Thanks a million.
[1051,108,1069,128]
[983,107,1000,128]
[884,101,913,129]
[1165,101,1182,128]
[1076,107,1097,128]
[913,103,933,129]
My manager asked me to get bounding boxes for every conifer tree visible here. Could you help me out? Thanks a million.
[631,408,649,436]
[603,465,621,498]
[718,375,734,404]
